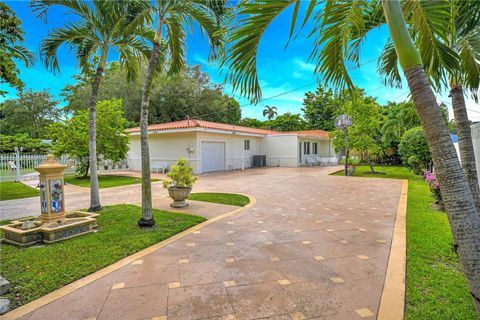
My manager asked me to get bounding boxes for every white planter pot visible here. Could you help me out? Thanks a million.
[168,187,192,208]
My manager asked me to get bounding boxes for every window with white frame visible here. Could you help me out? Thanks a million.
[244,139,250,150]
[303,141,310,154]
[313,142,318,154]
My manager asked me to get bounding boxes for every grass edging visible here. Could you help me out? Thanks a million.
[188,192,250,207]
[3,195,256,320]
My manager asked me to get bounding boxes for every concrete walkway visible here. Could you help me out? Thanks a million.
[4,167,403,320]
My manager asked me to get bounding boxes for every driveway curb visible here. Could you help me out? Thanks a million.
[377,180,408,320]
[3,194,256,320]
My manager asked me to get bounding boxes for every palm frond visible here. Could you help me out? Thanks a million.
[40,22,99,73]
[458,27,480,101]
[178,2,226,61]
[165,12,187,75]
[310,0,369,91]
[30,0,93,22]
[221,0,295,103]
[403,0,459,90]
[377,40,402,89]
[9,45,35,67]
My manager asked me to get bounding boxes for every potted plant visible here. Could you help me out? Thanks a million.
[162,158,197,208]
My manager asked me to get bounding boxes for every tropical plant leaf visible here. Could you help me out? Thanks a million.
[377,40,402,89]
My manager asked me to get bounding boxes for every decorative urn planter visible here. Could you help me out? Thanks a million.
[163,158,197,208]
[168,187,192,208]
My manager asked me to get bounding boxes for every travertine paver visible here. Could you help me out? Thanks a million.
[13,167,402,320]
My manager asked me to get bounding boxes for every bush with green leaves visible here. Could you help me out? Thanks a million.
[49,99,128,177]
[407,155,423,175]
[0,134,50,153]
[398,127,431,173]
[162,159,197,189]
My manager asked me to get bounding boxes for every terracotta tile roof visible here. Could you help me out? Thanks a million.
[285,130,331,138]
[126,119,331,138]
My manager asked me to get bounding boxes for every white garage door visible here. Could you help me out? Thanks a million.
[201,141,225,172]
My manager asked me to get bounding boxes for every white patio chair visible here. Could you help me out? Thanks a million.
[151,161,169,173]
[306,156,317,166]
[328,157,337,166]
[8,161,17,172]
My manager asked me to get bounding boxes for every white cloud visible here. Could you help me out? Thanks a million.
[293,58,316,72]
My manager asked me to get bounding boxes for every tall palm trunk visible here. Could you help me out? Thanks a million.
[138,20,163,228]
[88,50,107,212]
[382,0,480,315]
[450,84,480,214]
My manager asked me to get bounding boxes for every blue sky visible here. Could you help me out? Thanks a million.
[2,1,479,121]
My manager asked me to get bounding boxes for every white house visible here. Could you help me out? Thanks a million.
[126,119,337,174]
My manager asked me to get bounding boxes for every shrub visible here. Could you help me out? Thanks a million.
[423,170,443,205]
[398,127,431,173]
[162,158,197,189]
[407,155,422,175]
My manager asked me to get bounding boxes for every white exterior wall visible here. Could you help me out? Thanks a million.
[127,131,199,173]
[264,135,299,167]
[127,130,337,173]
[298,138,336,165]
[471,123,480,186]
[196,131,263,173]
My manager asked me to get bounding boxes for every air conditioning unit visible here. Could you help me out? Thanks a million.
[252,155,266,167]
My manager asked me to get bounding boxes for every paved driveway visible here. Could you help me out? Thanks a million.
[6,167,403,320]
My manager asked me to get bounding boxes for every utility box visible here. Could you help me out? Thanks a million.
[253,155,266,167]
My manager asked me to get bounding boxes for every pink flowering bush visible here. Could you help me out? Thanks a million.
[423,170,443,205]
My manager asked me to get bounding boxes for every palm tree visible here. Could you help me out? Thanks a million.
[262,105,277,129]
[32,0,151,212]
[222,0,480,314]
[377,0,480,212]
[131,0,229,227]
[262,105,278,121]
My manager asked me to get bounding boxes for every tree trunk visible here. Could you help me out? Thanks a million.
[405,66,480,316]
[83,161,89,178]
[450,85,480,214]
[87,65,104,212]
[382,1,480,315]
[138,20,163,228]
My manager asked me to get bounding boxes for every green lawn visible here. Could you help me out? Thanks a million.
[333,166,476,319]
[0,182,39,201]
[188,192,250,207]
[0,204,205,310]
[64,175,159,189]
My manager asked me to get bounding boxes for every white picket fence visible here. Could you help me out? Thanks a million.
[0,153,129,182]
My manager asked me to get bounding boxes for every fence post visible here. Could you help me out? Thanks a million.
[14,147,21,181]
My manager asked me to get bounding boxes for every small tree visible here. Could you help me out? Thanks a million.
[332,94,383,173]
[301,86,340,131]
[50,99,128,177]
[270,113,307,131]
[398,127,432,174]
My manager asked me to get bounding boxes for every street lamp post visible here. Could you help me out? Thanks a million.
[334,115,353,177]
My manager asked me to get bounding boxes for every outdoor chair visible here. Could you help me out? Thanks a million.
[306,156,317,166]
[328,157,338,166]
[8,161,17,172]
[151,162,169,173]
